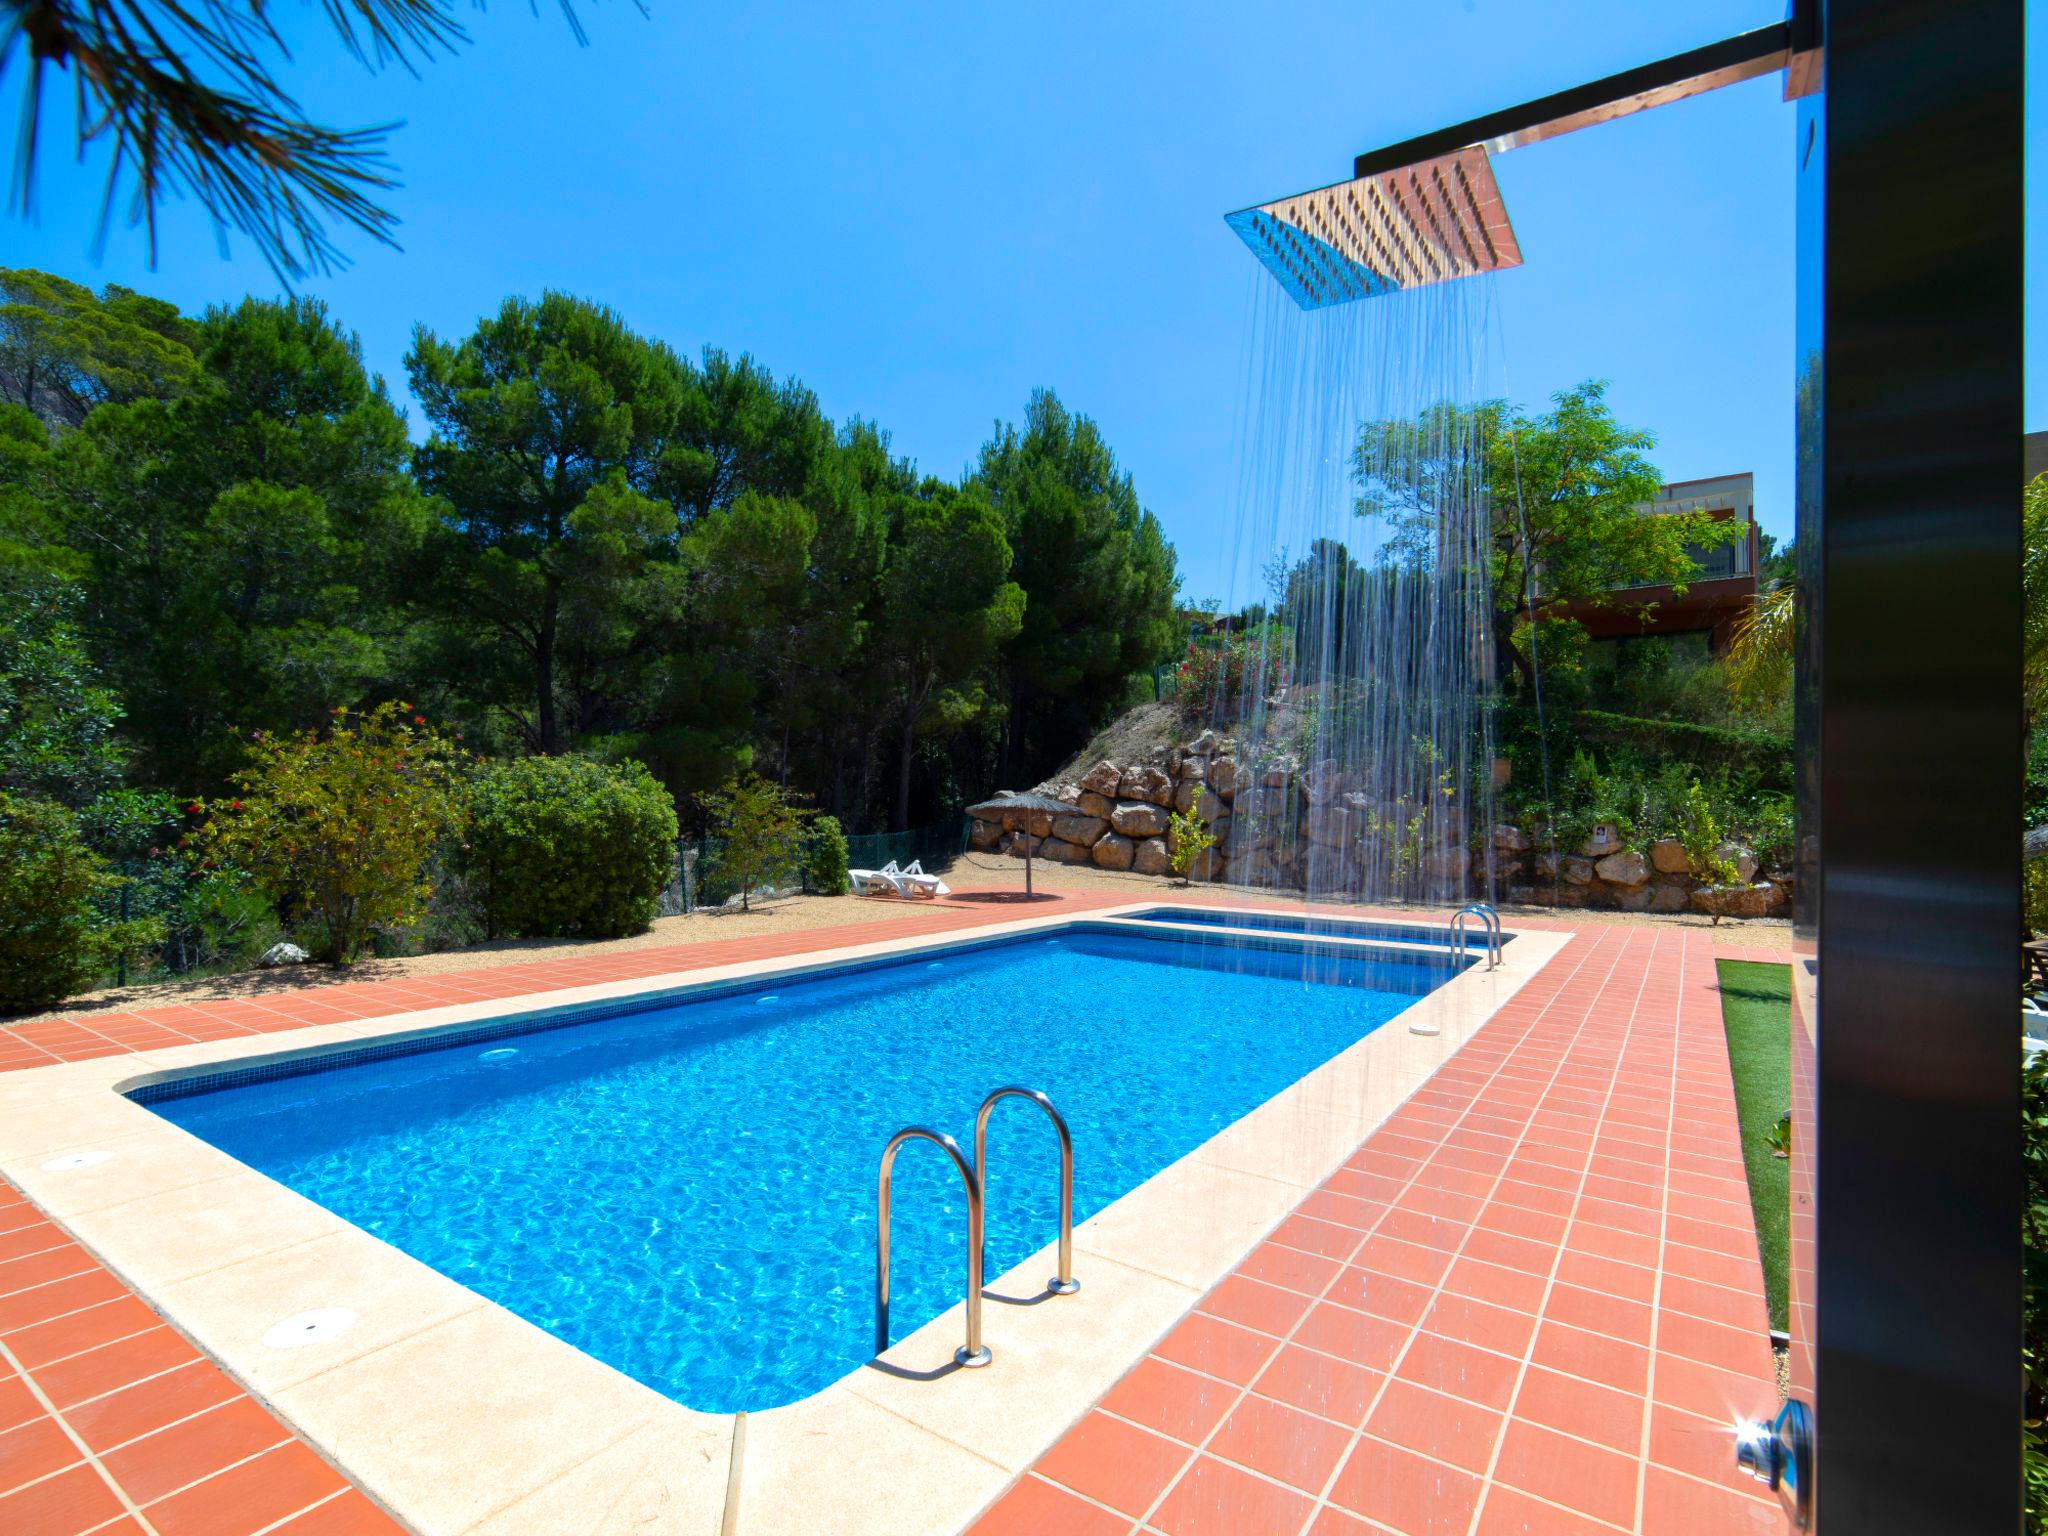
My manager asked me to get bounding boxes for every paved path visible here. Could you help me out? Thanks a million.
[1,899,1792,1536]
[966,926,1787,1536]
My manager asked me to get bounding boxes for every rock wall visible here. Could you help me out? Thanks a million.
[968,728,1794,917]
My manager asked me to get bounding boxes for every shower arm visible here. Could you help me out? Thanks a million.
[1349,9,1822,183]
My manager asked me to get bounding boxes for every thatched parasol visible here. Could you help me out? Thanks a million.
[965,791,1076,896]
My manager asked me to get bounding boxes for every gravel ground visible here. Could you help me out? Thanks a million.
[7,852,1791,1026]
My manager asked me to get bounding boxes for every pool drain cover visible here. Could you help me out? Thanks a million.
[479,1047,519,1062]
[264,1307,356,1349]
[40,1150,113,1171]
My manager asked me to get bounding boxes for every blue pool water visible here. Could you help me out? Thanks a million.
[1126,905,1514,948]
[139,927,1452,1411]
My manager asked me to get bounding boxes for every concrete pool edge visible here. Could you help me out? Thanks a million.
[0,902,1570,1536]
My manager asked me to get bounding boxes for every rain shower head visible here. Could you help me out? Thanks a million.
[1225,147,1521,310]
[1232,11,1820,309]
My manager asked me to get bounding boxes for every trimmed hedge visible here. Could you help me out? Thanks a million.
[461,755,679,939]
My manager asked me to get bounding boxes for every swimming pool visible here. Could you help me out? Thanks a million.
[1125,904,1514,948]
[134,925,1458,1412]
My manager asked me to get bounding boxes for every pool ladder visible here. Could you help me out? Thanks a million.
[875,1086,1079,1369]
[1449,902,1502,971]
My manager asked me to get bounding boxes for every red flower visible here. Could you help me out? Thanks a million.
[186,802,202,814]
[231,799,243,811]
[412,715,424,726]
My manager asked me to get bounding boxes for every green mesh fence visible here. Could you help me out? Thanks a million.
[666,819,972,913]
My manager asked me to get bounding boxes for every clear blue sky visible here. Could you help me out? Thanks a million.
[6,0,2042,603]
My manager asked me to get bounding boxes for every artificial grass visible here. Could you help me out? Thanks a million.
[1715,958,1792,1332]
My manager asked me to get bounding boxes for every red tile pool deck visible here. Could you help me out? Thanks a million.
[1,898,1792,1536]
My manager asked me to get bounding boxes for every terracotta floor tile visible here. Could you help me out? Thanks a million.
[1553,1250,1656,1306]
[1326,1266,1434,1327]
[1270,1213,1367,1262]
[1543,1284,1652,1347]
[1492,1412,1641,1529]
[1395,1332,1521,1412]
[0,1414,81,1496]
[1151,1454,1313,1536]
[0,1271,130,1333]
[0,1371,43,1434]
[28,1327,196,1409]
[4,1297,161,1370]
[1036,1411,1190,1518]
[1100,1357,1237,1446]
[1650,1352,1775,1424]
[1639,1465,1782,1535]
[1328,1434,1480,1536]
[1294,1304,1411,1374]
[1528,1321,1650,1397]
[146,1440,348,1536]
[1354,1235,1455,1287]
[1365,1380,1503,1474]
[102,1397,289,1505]
[1209,1392,1351,1493]
[1239,1242,1343,1297]
[0,1245,99,1297]
[1199,1276,1312,1340]
[1250,1345,1383,1428]
[1421,1292,1537,1358]
[1442,1257,1548,1315]
[1151,1314,1279,1388]
[967,1474,1131,1536]
[1511,1366,1645,1455]
[63,1361,245,1455]
[261,1488,410,1534]
[1475,1483,1629,1535]
[1655,1311,1771,1378]
[0,1460,125,1536]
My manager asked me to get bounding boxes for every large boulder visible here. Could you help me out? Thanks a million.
[1052,814,1108,846]
[1019,808,1055,839]
[1233,784,1291,819]
[1612,882,1657,913]
[1303,846,1359,894]
[1692,881,1777,918]
[1119,765,1173,806]
[1078,760,1122,796]
[1207,756,1239,800]
[1594,850,1651,888]
[968,818,1003,850]
[1648,882,1692,914]
[1133,837,1174,876]
[1302,760,1354,805]
[1038,837,1093,865]
[1306,806,1353,848]
[1494,823,1530,854]
[1562,856,1595,886]
[1259,759,1297,789]
[1111,800,1170,838]
[1425,846,1470,884]
[1075,789,1114,819]
[1092,832,1135,871]
[1188,728,1221,756]
[1649,838,1690,874]
[1717,843,1761,883]
[1177,755,1211,787]
[1001,831,1042,859]
[1187,847,1226,883]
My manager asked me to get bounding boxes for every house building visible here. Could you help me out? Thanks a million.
[1547,470,1760,654]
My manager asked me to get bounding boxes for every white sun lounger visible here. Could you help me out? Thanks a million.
[899,860,951,899]
[849,860,912,898]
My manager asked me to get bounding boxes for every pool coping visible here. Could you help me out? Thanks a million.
[0,901,1569,1536]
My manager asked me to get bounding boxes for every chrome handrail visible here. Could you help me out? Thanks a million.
[876,1127,990,1367]
[1449,903,1502,970]
[974,1086,1080,1297]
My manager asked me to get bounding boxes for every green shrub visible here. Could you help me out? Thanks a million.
[1677,780,1738,887]
[0,794,162,1011]
[702,772,809,912]
[197,703,464,964]
[462,754,678,939]
[802,815,850,895]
